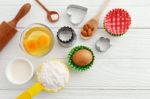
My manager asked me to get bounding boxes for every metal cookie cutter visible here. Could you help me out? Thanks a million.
[66,4,88,25]
[57,26,77,48]
[95,37,111,52]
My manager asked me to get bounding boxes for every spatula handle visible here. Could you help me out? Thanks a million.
[9,3,31,27]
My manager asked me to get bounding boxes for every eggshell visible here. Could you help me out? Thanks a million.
[72,49,93,66]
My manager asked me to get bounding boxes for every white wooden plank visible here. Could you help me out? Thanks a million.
[0,0,150,6]
[1,59,150,89]
[0,28,150,59]
[32,0,150,6]
[2,89,150,99]
[0,0,31,5]
[0,5,149,28]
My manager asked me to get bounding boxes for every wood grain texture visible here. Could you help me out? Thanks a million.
[1,29,150,59]
[1,59,150,89]
[0,2,150,28]
[2,89,150,99]
[0,0,150,98]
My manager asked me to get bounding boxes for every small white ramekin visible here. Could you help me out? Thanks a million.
[6,57,34,85]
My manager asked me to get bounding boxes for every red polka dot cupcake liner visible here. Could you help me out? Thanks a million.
[104,8,131,36]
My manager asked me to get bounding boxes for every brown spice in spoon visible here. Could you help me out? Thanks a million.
[81,21,96,37]
[80,0,110,39]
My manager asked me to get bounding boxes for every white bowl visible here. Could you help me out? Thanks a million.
[6,57,34,85]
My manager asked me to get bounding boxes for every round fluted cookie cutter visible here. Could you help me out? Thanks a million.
[95,37,111,52]
[57,26,77,48]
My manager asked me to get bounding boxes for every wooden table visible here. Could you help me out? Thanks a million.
[0,0,150,98]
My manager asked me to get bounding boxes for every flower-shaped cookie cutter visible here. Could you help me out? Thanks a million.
[95,37,111,52]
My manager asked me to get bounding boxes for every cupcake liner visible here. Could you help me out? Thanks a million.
[68,45,95,71]
[57,26,77,48]
[104,8,131,36]
[104,24,124,37]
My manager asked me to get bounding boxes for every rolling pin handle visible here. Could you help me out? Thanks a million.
[9,3,31,27]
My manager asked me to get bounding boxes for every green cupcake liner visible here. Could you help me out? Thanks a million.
[68,45,95,72]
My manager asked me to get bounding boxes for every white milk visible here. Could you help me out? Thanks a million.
[6,58,34,85]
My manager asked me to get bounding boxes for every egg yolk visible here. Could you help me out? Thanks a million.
[25,40,37,52]
[22,27,54,56]
[38,35,49,48]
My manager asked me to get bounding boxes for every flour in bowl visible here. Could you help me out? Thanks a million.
[37,60,69,92]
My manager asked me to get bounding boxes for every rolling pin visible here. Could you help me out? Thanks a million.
[0,3,31,51]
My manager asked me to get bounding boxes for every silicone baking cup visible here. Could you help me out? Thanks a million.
[68,45,95,72]
[104,8,131,36]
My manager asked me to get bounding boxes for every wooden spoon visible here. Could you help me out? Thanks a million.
[35,0,59,23]
[80,0,110,39]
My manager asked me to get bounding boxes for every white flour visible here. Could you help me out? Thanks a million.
[37,60,69,91]
[51,14,59,21]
